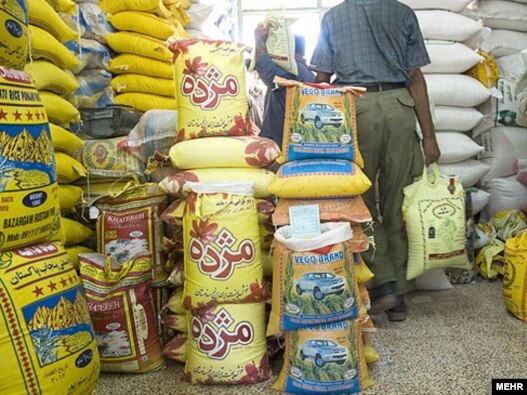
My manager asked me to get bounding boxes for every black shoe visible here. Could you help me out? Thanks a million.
[368,282,398,314]
[386,296,407,322]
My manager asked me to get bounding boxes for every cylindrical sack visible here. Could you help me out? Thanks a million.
[268,223,360,335]
[182,182,263,308]
[403,164,469,280]
[503,232,527,322]
[0,0,28,70]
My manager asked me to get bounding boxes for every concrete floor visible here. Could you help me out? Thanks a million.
[96,280,527,395]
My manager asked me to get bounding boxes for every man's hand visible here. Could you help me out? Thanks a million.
[422,136,441,166]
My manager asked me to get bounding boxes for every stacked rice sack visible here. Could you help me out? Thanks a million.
[101,0,192,112]
[0,62,100,393]
[156,38,278,385]
[183,0,235,40]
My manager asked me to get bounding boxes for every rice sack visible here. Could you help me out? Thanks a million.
[0,0,28,70]
[269,160,371,199]
[277,78,364,165]
[274,320,364,394]
[0,242,100,394]
[503,232,527,322]
[80,253,165,373]
[185,302,270,385]
[0,67,62,252]
[168,39,252,142]
[268,223,360,335]
[183,182,263,308]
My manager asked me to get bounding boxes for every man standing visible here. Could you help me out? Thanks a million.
[254,25,315,145]
[311,0,440,321]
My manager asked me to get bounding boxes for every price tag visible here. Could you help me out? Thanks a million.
[289,205,321,239]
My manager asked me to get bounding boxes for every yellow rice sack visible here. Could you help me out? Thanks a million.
[59,217,93,246]
[100,0,168,16]
[0,242,100,394]
[28,0,77,42]
[163,334,187,363]
[160,168,276,198]
[262,249,272,277]
[186,302,270,384]
[108,11,177,40]
[465,50,500,89]
[183,182,263,308]
[0,68,62,251]
[1,0,28,70]
[43,0,75,13]
[40,91,80,124]
[169,136,280,169]
[270,160,372,199]
[72,137,145,181]
[268,223,360,335]
[272,197,372,226]
[403,165,468,280]
[163,313,187,332]
[260,222,274,250]
[55,152,87,183]
[169,39,252,141]
[355,254,374,284]
[166,288,186,314]
[66,245,93,270]
[503,232,527,322]
[29,25,80,70]
[277,78,364,166]
[168,4,190,26]
[114,92,177,112]
[111,74,175,97]
[274,320,364,394]
[81,181,137,200]
[80,253,165,373]
[24,61,79,95]
[58,184,83,210]
[49,123,83,154]
[109,54,174,79]
[106,32,172,62]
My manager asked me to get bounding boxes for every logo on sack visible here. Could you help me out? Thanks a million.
[191,308,254,360]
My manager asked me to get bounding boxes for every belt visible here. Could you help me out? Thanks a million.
[362,83,406,92]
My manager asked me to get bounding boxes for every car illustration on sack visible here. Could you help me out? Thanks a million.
[300,339,348,367]
[296,272,345,301]
[300,103,344,129]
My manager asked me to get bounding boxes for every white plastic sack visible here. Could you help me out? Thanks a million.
[438,159,491,188]
[186,3,214,29]
[436,132,484,164]
[398,0,472,12]
[516,158,527,186]
[416,10,483,41]
[475,126,527,182]
[477,1,527,32]
[434,106,484,132]
[273,222,353,252]
[482,29,527,58]
[484,176,527,217]
[425,74,490,107]
[415,268,454,291]
[423,41,483,74]
[470,189,491,215]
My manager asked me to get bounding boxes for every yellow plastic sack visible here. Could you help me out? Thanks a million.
[24,61,79,95]
[66,245,93,270]
[55,152,87,183]
[59,217,93,246]
[159,168,276,198]
[108,11,176,40]
[58,184,83,210]
[269,160,372,199]
[114,92,177,112]
[168,4,190,26]
[81,181,138,200]
[162,313,187,332]
[49,123,83,154]
[169,136,280,169]
[503,231,527,322]
[259,222,274,250]
[29,25,80,70]
[268,222,360,335]
[111,74,175,97]
[186,302,270,384]
[0,0,28,70]
[100,0,167,16]
[274,320,364,394]
[43,0,75,13]
[79,253,165,373]
[277,78,364,166]
[169,39,252,141]
[163,334,187,363]
[0,242,100,394]
[109,54,174,79]
[355,254,374,284]
[106,32,172,62]
[0,68,62,252]
[182,183,263,308]
[166,288,186,314]
[40,91,80,124]
[403,164,469,280]
[465,50,500,89]
[28,0,77,42]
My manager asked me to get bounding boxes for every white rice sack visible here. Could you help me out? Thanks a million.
[425,74,490,107]
[436,132,484,164]
[416,10,483,41]
[439,160,491,188]
[423,41,483,74]
[481,29,527,58]
[415,268,454,291]
[398,0,472,12]
[475,126,527,182]
[186,3,214,29]
[434,106,484,132]
[470,189,491,215]
[477,1,527,32]
[484,176,527,217]
[496,51,527,80]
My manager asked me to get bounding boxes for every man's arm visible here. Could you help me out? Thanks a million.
[408,68,440,165]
